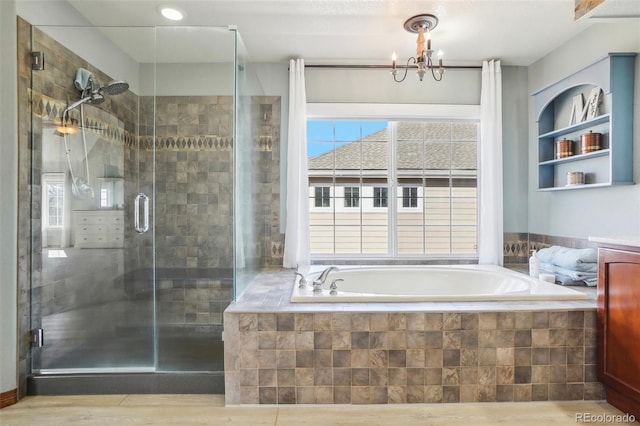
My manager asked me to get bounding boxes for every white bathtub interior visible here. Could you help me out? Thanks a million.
[290,265,590,302]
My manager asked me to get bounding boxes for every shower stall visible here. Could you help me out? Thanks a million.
[19,20,275,394]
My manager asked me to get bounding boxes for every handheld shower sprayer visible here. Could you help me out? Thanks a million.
[61,69,130,199]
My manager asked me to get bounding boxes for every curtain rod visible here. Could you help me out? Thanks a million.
[304,64,482,70]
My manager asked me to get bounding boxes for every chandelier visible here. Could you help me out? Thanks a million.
[391,14,445,82]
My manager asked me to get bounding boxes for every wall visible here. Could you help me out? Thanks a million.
[305,67,481,104]
[15,0,140,93]
[528,21,640,239]
[0,0,18,397]
[502,66,529,232]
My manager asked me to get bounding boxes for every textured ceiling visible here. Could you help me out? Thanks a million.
[36,0,640,65]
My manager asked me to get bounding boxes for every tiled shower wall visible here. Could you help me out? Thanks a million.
[140,95,235,269]
[137,94,283,270]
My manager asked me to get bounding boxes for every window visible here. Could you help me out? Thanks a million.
[344,187,359,208]
[307,119,478,257]
[314,186,330,207]
[373,187,388,208]
[402,187,418,208]
[43,173,65,228]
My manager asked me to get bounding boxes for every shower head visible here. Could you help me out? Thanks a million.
[101,80,129,96]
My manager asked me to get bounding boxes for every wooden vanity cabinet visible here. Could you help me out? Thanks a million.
[597,245,640,419]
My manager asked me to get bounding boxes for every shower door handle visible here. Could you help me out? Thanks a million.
[134,192,149,234]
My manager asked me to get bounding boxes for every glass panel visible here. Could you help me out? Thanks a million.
[30,24,241,376]
[31,25,156,372]
[452,226,478,254]
[425,226,452,254]
[362,225,388,254]
[155,26,236,372]
[424,197,451,226]
[309,225,335,253]
[397,226,424,254]
[308,121,388,255]
[335,226,361,253]
[233,29,266,301]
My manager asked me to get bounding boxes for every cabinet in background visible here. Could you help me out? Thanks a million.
[597,245,640,419]
[72,210,124,248]
[533,53,636,190]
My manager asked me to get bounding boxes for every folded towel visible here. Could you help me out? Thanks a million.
[74,68,94,91]
[540,262,597,286]
[549,273,597,287]
[550,272,597,286]
[536,246,597,273]
[539,262,596,281]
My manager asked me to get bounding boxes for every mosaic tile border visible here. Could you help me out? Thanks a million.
[30,91,135,146]
[503,233,595,265]
[30,91,275,153]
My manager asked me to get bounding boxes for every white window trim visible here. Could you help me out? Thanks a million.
[307,103,480,121]
[307,103,481,261]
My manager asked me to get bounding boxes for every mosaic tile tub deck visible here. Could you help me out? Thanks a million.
[223,269,600,405]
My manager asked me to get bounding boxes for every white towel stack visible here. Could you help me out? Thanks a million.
[535,245,598,286]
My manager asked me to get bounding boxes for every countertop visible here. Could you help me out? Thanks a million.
[588,236,640,249]
[227,266,596,313]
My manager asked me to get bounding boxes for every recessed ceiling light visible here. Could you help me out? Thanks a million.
[159,6,185,21]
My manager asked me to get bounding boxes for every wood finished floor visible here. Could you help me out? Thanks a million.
[0,395,632,425]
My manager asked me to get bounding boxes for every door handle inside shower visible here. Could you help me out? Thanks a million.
[134,193,149,234]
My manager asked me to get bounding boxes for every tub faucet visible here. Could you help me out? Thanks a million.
[313,266,339,291]
[330,278,344,296]
[294,271,307,289]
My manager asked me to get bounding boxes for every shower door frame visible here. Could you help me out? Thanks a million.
[23,22,237,393]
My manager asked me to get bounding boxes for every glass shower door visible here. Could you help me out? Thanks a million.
[152,26,236,372]
[30,25,156,373]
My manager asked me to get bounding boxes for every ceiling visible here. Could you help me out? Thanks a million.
[58,0,640,66]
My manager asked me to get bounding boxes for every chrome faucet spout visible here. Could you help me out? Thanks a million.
[317,266,339,284]
[312,266,339,291]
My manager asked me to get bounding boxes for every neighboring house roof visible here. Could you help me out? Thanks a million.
[308,121,477,171]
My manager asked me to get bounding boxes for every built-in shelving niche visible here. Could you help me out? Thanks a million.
[533,53,636,191]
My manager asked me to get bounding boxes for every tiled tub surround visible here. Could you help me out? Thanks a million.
[224,269,600,405]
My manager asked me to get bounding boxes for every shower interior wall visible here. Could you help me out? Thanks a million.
[17,18,283,395]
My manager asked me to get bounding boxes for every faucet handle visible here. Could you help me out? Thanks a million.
[294,272,307,288]
[330,278,344,295]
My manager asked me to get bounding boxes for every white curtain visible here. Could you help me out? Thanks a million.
[283,58,310,268]
[478,60,504,265]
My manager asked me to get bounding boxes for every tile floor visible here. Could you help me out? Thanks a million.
[0,395,632,425]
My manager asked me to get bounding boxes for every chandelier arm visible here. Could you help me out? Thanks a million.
[392,57,415,83]
[430,66,444,81]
